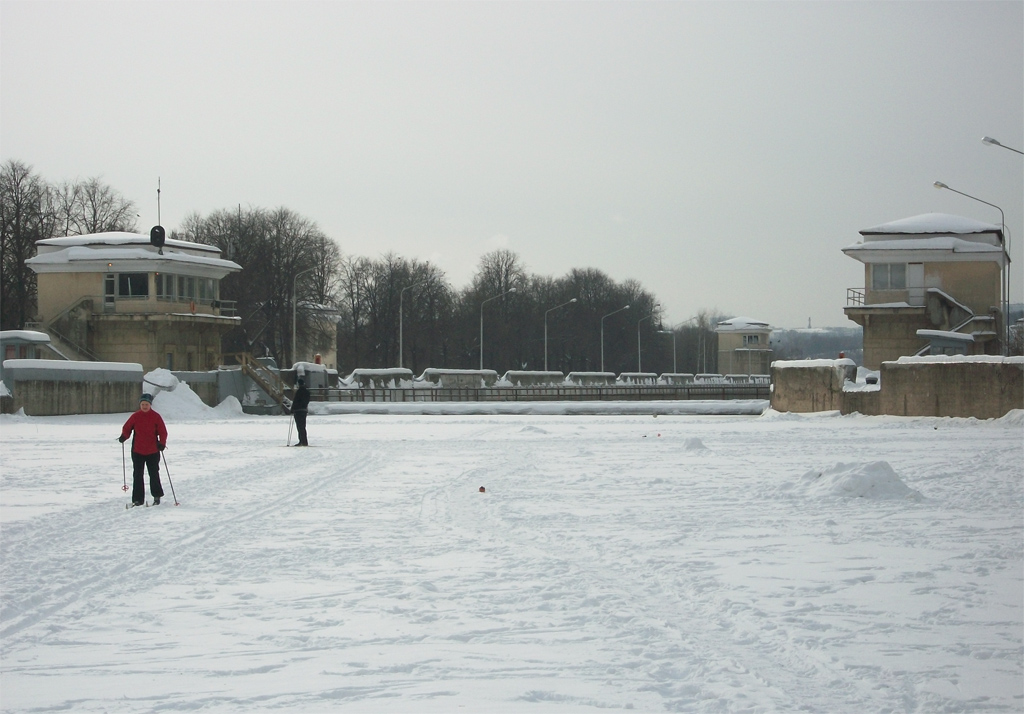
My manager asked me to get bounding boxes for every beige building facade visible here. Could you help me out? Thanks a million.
[715,317,773,375]
[26,232,242,371]
[842,213,1007,369]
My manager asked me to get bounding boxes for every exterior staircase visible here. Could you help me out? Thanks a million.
[26,297,102,362]
[225,352,288,409]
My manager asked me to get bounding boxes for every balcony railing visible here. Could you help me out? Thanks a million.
[63,294,238,317]
[847,288,865,307]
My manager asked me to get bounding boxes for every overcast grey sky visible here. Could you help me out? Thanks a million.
[2,1,1021,328]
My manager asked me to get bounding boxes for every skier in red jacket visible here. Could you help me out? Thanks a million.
[119,393,168,506]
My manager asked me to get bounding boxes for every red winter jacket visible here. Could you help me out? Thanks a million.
[121,409,168,455]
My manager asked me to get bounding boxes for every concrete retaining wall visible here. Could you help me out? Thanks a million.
[770,359,857,413]
[879,358,1023,419]
[841,389,881,416]
[771,356,1023,419]
[2,359,143,416]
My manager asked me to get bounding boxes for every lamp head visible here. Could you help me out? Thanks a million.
[982,136,1000,147]
[570,298,577,303]
[933,181,948,190]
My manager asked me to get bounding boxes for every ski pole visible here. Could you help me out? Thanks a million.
[161,451,180,506]
[287,412,294,446]
[121,440,129,493]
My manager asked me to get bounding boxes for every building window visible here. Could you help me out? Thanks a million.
[871,263,906,290]
[118,273,149,297]
[158,273,218,303]
[157,273,176,299]
[743,334,760,346]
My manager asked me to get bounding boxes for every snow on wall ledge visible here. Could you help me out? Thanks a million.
[772,358,858,369]
[892,355,1024,365]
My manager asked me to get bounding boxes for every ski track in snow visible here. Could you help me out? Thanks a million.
[0,410,1021,712]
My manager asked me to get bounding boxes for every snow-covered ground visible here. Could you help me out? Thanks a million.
[1,384,1022,713]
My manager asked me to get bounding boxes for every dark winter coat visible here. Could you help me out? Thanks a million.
[120,409,168,455]
[291,385,311,414]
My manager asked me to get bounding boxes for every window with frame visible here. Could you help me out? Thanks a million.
[156,273,174,299]
[743,334,760,346]
[118,273,149,297]
[871,263,906,290]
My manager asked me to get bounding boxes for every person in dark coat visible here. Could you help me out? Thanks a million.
[291,378,311,446]
[119,393,168,506]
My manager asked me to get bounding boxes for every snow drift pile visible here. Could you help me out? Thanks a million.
[784,461,924,501]
[145,369,242,420]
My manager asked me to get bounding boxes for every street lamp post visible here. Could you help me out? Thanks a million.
[480,287,517,370]
[934,181,1011,354]
[291,266,315,368]
[658,329,677,374]
[399,281,427,370]
[544,298,577,372]
[982,136,1024,155]
[600,304,630,373]
[637,305,660,372]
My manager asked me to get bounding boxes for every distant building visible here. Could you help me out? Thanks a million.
[25,232,242,371]
[715,317,773,375]
[842,213,1006,369]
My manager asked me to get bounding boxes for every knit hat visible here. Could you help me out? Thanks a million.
[140,393,154,403]
[296,378,305,387]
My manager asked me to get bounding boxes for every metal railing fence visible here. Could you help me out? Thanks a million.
[304,384,769,403]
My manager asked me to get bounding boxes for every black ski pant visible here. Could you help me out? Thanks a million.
[132,451,164,504]
[294,410,308,446]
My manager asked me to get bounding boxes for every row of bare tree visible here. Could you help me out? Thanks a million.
[174,208,726,375]
[336,250,721,375]
[2,159,724,374]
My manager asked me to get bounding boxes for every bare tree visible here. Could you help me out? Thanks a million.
[0,160,54,329]
[53,177,137,236]
[174,206,340,366]
[336,255,376,370]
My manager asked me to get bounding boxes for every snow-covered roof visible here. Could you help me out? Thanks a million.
[860,213,1001,237]
[26,232,241,277]
[843,236,1005,255]
[0,330,51,344]
[28,246,242,271]
[716,316,772,332]
[37,232,221,255]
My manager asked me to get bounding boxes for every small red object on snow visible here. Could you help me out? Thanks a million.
[479,486,486,493]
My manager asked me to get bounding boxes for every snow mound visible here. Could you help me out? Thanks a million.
[143,368,179,393]
[152,382,243,420]
[0,380,9,398]
[792,461,923,501]
[682,437,709,451]
[213,395,244,418]
[995,409,1024,427]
